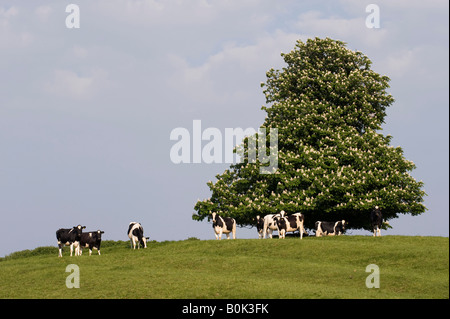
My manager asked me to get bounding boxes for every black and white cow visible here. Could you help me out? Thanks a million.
[211,212,236,240]
[262,211,286,239]
[80,230,104,256]
[56,225,86,257]
[274,213,306,239]
[315,220,347,237]
[256,215,265,239]
[127,222,149,249]
[371,206,383,237]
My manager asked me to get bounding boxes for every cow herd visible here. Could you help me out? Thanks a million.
[255,211,306,239]
[55,207,385,257]
[219,206,385,240]
[55,222,148,257]
[254,211,345,240]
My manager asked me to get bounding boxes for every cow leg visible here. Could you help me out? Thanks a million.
[218,229,223,240]
[268,229,273,239]
[226,233,230,240]
[262,221,268,239]
[74,242,80,256]
[70,243,73,256]
[58,241,62,257]
[373,227,377,237]
[377,226,381,237]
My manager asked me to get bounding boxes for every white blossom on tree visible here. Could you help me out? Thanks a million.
[193,37,427,231]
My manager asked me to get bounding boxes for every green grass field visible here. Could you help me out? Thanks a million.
[0,236,448,299]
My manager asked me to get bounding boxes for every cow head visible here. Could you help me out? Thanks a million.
[211,212,220,227]
[339,220,348,233]
[256,215,264,231]
[141,236,149,248]
[273,216,287,238]
[73,225,86,239]
[372,206,382,215]
[273,216,286,229]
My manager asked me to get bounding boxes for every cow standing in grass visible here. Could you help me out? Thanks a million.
[128,222,149,249]
[315,220,347,237]
[256,215,265,239]
[262,211,286,239]
[371,206,383,237]
[56,225,86,257]
[80,230,104,255]
[211,212,236,240]
[274,213,305,239]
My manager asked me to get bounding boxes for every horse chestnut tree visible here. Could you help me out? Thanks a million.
[193,37,427,231]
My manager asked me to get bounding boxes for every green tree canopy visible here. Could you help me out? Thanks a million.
[192,37,426,231]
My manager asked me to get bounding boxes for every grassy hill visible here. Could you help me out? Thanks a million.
[0,236,448,299]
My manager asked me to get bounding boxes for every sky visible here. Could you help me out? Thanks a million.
[0,0,448,257]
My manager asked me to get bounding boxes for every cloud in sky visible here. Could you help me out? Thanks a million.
[0,0,448,257]
[44,69,96,99]
[165,30,300,115]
